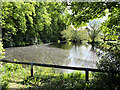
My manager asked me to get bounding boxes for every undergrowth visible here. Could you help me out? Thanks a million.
[1,60,119,90]
[0,61,89,89]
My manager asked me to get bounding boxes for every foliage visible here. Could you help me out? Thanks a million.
[88,72,120,90]
[1,56,120,89]
[96,43,120,71]
[2,2,67,47]
[0,61,31,89]
[0,41,5,59]
[46,2,67,42]
[64,2,120,43]
[61,26,75,42]
[0,80,9,90]
[2,2,36,47]
[0,35,6,89]
[100,6,120,42]
[2,2,120,47]
[89,43,120,90]
[86,19,103,43]
[69,2,107,27]
[69,2,120,43]
[1,2,120,89]
[88,3,120,89]
[61,25,89,42]
[75,29,89,42]
[24,71,86,89]
[0,62,90,89]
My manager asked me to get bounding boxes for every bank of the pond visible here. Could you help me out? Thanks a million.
[1,62,119,90]
[0,62,87,89]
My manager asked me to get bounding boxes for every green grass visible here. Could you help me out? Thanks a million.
[0,62,89,89]
[1,59,119,89]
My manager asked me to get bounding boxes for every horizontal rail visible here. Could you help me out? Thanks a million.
[0,59,119,73]
[0,59,120,81]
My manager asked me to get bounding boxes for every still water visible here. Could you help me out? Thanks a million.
[4,43,99,72]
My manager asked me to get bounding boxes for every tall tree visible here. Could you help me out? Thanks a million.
[2,2,68,47]
[101,3,120,41]
[85,19,102,43]
[68,2,120,42]
[2,2,36,47]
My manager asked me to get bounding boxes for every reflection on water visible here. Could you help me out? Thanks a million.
[4,43,99,73]
[65,45,98,68]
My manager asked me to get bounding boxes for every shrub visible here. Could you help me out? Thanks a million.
[61,26,89,42]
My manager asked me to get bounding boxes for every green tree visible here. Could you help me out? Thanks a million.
[69,2,120,42]
[46,2,67,42]
[2,2,36,47]
[61,25,75,42]
[2,2,67,47]
[101,6,120,42]
[69,2,107,27]
[61,25,89,42]
[33,2,52,43]
[85,19,102,43]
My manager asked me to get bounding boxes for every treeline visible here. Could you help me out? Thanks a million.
[2,2,68,47]
[2,2,120,47]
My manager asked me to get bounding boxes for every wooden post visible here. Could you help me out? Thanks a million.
[31,63,33,77]
[86,68,89,81]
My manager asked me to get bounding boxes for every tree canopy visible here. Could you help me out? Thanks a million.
[1,2,120,47]
[69,2,120,41]
[2,2,68,47]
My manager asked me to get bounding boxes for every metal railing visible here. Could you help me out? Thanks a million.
[0,59,120,81]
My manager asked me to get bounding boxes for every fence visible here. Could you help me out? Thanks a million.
[0,59,120,81]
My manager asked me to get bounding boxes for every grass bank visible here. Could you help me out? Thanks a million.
[0,61,89,89]
[1,58,120,90]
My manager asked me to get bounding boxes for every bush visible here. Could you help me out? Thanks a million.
[0,62,89,89]
[24,71,87,89]
[89,44,120,90]
[0,80,9,90]
[61,26,89,42]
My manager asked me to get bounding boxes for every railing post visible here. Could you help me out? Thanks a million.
[85,68,89,81]
[31,63,33,77]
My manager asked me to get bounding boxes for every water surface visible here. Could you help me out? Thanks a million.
[4,43,99,72]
